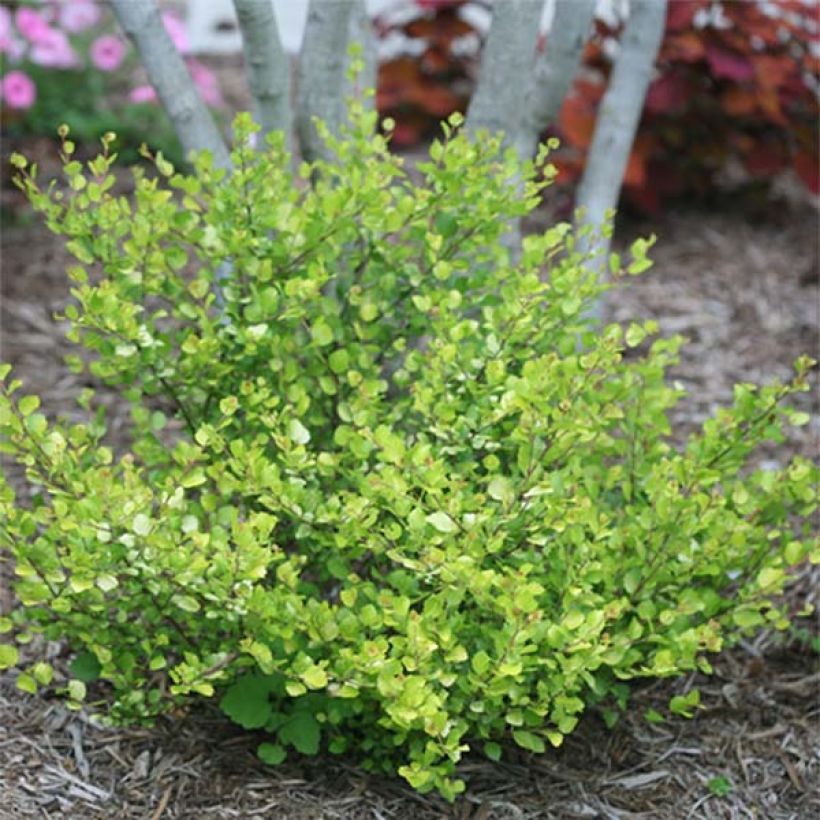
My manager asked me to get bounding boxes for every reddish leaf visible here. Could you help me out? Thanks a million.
[803,51,820,75]
[404,14,473,42]
[407,82,462,117]
[645,73,693,114]
[743,143,786,177]
[623,150,647,188]
[573,78,606,105]
[416,0,463,9]
[705,46,755,81]
[552,155,584,185]
[390,121,425,147]
[752,55,796,91]
[722,2,780,45]
[582,39,606,66]
[378,57,423,86]
[720,87,757,117]
[420,46,455,74]
[666,0,708,32]
[794,151,819,194]
[623,134,654,188]
[559,96,597,150]
[755,87,787,125]
[662,31,706,63]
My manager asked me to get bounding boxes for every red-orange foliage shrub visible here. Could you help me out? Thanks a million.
[374,0,480,147]
[554,0,819,212]
[374,1,819,211]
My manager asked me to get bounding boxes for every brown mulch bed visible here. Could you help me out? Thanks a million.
[1,126,818,817]
[0,638,817,819]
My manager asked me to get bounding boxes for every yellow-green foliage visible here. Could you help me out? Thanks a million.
[1,107,816,800]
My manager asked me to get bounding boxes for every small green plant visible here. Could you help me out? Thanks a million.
[707,775,733,797]
[0,99,817,800]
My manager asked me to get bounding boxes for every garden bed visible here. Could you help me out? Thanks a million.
[1,155,817,817]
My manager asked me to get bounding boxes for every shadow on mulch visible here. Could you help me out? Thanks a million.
[1,636,817,818]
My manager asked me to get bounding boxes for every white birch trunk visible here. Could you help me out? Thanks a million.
[296,0,375,163]
[515,0,597,162]
[232,0,293,152]
[110,0,231,170]
[576,0,667,268]
[465,0,544,141]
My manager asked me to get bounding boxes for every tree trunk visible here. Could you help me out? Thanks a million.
[296,0,375,163]
[232,0,292,152]
[576,0,667,268]
[515,0,596,162]
[466,0,544,142]
[110,0,231,170]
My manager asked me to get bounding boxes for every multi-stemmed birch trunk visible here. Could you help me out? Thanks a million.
[111,0,667,266]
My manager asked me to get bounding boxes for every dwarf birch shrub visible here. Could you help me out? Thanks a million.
[1,105,817,799]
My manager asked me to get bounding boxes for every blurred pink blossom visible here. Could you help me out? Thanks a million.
[0,35,26,61]
[0,9,23,59]
[29,28,77,68]
[59,1,102,33]
[162,12,189,54]
[2,70,37,109]
[0,6,11,40]
[188,59,222,106]
[15,7,51,44]
[129,84,157,104]
[90,34,125,71]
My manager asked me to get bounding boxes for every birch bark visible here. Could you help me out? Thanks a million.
[296,0,375,163]
[110,0,231,170]
[232,0,293,151]
[575,0,667,266]
[515,0,596,162]
[465,0,544,142]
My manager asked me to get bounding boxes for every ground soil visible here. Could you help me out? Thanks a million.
[0,125,818,817]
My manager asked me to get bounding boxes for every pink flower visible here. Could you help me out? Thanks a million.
[0,6,11,40]
[29,28,77,68]
[90,34,125,71]
[14,7,51,44]
[59,1,101,33]
[1,70,37,110]
[129,84,157,104]
[162,11,189,54]
[187,59,222,107]
[0,35,26,61]
[0,10,24,60]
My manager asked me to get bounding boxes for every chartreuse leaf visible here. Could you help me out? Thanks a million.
[300,665,328,690]
[513,730,546,753]
[669,689,700,718]
[288,419,311,445]
[426,512,457,533]
[0,644,19,669]
[18,395,40,417]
